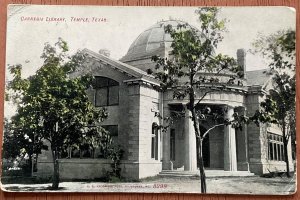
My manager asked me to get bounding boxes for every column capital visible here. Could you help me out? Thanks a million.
[223,105,235,120]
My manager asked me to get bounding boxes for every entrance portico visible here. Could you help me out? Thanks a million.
[162,104,247,172]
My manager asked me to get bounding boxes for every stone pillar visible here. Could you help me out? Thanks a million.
[224,106,238,171]
[127,85,140,161]
[235,107,250,171]
[184,106,197,171]
[162,105,172,170]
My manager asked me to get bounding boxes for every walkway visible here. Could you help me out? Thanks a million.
[2,175,296,194]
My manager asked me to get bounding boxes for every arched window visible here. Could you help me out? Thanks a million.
[93,76,119,107]
[151,123,159,160]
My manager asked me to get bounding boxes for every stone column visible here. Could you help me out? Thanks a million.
[162,105,172,170]
[236,107,250,171]
[224,106,238,171]
[184,106,197,171]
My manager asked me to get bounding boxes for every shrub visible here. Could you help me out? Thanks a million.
[108,145,124,180]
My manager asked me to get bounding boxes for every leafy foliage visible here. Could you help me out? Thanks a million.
[73,126,113,159]
[251,30,295,134]
[148,7,247,136]
[252,30,295,70]
[108,145,124,180]
[148,7,247,193]
[251,30,295,177]
[2,118,25,160]
[6,38,108,189]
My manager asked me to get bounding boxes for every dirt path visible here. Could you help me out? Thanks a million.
[2,175,296,194]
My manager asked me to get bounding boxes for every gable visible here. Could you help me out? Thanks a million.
[81,49,159,86]
[79,56,135,84]
[246,69,275,93]
[84,49,148,77]
[246,69,273,88]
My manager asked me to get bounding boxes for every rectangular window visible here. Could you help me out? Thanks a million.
[269,142,273,160]
[102,125,118,136]
[155,133,158,160]
[274,143,277,160]
[151,136,155,159]
[95,88,107,107]
[151,123,159,160]
[268,132,284,161]
[277,143,281,161]
[281,144,284,161]
[94,77,119,107]
[109,85,119,105]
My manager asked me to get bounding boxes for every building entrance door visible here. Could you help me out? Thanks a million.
[197,125,210,168]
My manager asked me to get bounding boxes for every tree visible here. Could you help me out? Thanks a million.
[3,113,49,176]
[148,8,247,193]
[252,30,296,177]
[2,118,23,161]
[7,38,107,189]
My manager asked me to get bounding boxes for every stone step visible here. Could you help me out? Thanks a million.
[158,170,255,177]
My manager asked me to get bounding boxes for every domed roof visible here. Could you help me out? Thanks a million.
[120,20,204,63]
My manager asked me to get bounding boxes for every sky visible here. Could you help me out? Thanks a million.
[4,5,296,117]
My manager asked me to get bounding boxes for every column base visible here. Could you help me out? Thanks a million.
[224,166,237,171]
[237,162,250,171]
[162,160,173,170]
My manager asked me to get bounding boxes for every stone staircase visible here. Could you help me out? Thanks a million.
[158,169,255,177]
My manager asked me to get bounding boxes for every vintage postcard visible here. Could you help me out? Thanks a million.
[1,5,296,194]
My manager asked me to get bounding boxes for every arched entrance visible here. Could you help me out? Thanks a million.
[197,125,210,168]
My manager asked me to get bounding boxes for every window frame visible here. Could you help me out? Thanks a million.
[267,132,285,162]
[94,76,119,107]
[151,123,159,160]
[102,125,119,137]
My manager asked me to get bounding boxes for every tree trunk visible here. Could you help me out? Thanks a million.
[283,141,291,178]
[188,75,207,193]
[51,149,60,189]
[35,154,39,172]
[197,137,206,193]
[28,153,33,176]
[191,112,207,193]
[282,123,291,178]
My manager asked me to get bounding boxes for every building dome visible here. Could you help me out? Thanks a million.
[120,20,204,63]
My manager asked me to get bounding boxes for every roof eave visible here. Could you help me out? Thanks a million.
[82,48,151,79]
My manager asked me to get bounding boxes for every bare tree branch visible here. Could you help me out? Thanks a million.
[202,123,225,140]
[195,90,212,107]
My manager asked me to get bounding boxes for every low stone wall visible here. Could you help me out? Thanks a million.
[249,161,294,175]
[36,159,162,181]
[60,159,112,180]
